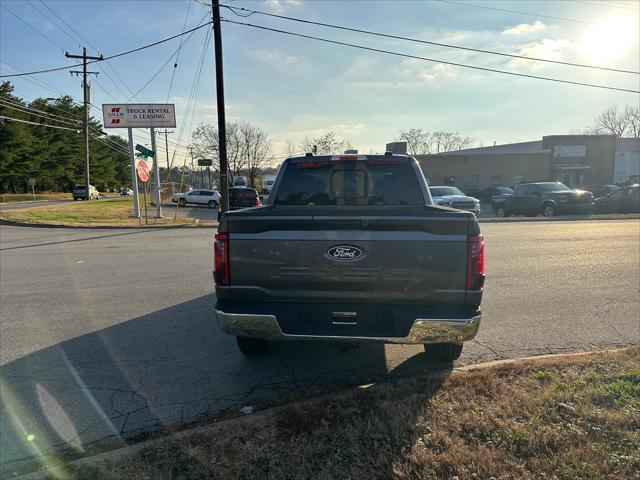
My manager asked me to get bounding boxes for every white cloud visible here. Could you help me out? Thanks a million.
[502,21,546,36]
[264,0,302,13]
[255,49,304,68]
[508,38,572,69]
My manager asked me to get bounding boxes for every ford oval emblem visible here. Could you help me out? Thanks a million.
[327,245,364,261]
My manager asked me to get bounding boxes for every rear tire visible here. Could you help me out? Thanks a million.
[208,200,218,208]
[496,206,510,218]
[542,203,556,218]
[236,336,269,356]
[423,342,463,362]
[178,198,186,207]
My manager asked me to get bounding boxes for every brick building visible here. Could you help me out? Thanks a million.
[387,135,640,191]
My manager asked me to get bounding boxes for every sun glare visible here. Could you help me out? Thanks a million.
[581,15,638,62]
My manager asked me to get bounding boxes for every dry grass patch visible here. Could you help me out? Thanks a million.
[0,192,72,203]
[46,348,639,480]
[0,198,215,227]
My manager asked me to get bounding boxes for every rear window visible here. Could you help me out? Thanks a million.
[274,160,423,206]
[230,189,257,199]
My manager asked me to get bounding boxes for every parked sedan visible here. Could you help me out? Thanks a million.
[172,189,221,208]
[429,186,481,216]
[578,184,620,199]
[594,185,640,213]
[120,188,133,196]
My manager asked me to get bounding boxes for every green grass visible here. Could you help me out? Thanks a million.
[36,347,639,480]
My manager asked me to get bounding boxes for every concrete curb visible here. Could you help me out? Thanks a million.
[11,346,634,480]
[2,215,637,230]
[0,219,218,230]
[478,214,640,223]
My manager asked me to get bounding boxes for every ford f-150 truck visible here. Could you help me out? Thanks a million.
[214,153,485,361]
[491,182,594,218]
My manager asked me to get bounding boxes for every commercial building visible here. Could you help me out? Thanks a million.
[387,135,640,191]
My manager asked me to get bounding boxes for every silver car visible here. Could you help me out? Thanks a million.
[429,186,481,216]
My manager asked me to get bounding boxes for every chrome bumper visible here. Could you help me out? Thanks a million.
[215,310,481,344]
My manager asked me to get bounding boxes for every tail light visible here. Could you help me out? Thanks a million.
[214,233,230,285]
[255,197,261,206]
[466,233,485,290]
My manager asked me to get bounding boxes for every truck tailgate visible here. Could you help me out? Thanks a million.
[223,209,469,305]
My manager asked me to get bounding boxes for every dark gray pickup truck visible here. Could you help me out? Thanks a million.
[214,153,485,361]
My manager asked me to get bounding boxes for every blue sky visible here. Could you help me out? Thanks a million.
[1,0,639,164]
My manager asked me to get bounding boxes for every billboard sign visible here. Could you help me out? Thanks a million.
[553,145,586,158]
[102,104,176,128]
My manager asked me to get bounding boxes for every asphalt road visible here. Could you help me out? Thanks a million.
[1,220,639,474]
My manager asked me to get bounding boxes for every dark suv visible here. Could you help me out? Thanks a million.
[492,182,594,218]
[217,187,261,221]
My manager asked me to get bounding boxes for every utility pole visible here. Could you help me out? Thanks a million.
[189,145,195,188]
[66,47,102,200]
[157,129,174,193]
[212,0,229,215]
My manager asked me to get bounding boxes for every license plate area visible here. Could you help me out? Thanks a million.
[278,304,415,337]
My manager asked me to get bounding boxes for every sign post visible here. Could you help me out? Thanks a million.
[136,158,151,224]
[127,128,140,218]
[102,103,176,219]
[198,159,213,190]
[149,127,162,218]
[28,177,36,200]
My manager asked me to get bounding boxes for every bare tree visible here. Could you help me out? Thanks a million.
[593,106,630,138]
[299,131,351,155]
[430,130,473,153]
[396,129,473,154]
[239,122,273,188]
[192,120,273,183]
[396,128,431,155]
[625,105,640,138]
[283,140,297,158]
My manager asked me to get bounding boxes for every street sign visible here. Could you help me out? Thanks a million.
[28,178,36,186]
[135,144,155,158]
[136,159,151,182]
[198,159,213,167]
[102,104,176,129]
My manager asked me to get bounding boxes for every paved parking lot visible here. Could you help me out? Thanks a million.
[1,220,638,473]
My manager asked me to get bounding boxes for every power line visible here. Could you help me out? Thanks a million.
[222,19,640,94]
[435,0,602,25]
[562,0,640,11]
[0,115,81,132]
[167,27,212,173]
[89,133,130,156]
[167,0,195,103]
[1,4,66,52]
[0,97,82,123]
[35,0,140,101]
[26,0,80,46]
[223,4,639,75]
[0,99,82,126]
[0,20,213,78]
[126,15,205,102]
[101,20,213,62]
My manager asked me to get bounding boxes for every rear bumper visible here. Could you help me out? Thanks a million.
[215,309,481,344]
